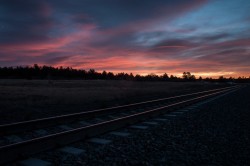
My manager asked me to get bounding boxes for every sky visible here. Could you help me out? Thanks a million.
[0,0,250,78]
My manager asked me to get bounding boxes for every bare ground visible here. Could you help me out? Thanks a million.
[0,79,228,124]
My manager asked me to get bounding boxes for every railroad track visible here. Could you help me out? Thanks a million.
[0,85,241,164]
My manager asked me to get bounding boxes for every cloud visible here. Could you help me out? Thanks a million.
[152,39,198,50]
[0,0,249,78]
[0,0,53,44]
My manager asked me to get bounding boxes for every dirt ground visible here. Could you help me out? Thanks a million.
[0,79,228,124]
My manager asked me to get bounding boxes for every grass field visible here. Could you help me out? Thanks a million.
[0,79,227,124]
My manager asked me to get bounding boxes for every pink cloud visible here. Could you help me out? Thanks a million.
[1,0,249,78]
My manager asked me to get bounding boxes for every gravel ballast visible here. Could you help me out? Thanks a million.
[17,85,250,165]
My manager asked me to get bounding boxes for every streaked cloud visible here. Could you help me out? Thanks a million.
[0,0,249,78]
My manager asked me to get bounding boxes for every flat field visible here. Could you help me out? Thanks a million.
[0,79,227,124]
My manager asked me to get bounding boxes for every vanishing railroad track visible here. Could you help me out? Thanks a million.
[0,85,242,164]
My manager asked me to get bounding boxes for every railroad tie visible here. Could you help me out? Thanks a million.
[19,158,52,166]
[88,138,112,145]
[109,131,131,137]
[60,146,85,155]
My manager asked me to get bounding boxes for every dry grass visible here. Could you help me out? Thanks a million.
[0,79,225,124]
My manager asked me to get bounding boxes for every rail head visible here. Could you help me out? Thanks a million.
[0,85,239,128]
[0,86,241,165]
[0,85,241,138]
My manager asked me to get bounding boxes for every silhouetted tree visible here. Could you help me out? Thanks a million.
[102,70,107,79]
[0,64,249,83]
[161,73,169,81]
[182,72,196,81]
[107,72,115,80]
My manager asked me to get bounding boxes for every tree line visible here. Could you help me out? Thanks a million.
[0,64,249,83]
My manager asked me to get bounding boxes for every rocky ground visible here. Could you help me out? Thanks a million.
[47,85,249,166]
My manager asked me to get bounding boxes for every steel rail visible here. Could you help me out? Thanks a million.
[0,85,239,135]
[0,86,241,165]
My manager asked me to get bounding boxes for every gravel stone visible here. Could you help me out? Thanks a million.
[10,86,250,165]
[72,86,250,165]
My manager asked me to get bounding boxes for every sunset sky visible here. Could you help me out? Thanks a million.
[1,0,250,78]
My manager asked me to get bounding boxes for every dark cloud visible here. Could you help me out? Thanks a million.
[50,0,205,28]
[202,33,230,41]
[154,39,197,48]
[197,48,250,65]
[217,48,248,55]
[0,0,206,44]
[44,56,71,65]
[0,0,52,44]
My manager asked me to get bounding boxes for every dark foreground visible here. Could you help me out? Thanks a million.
[0,80,226,124]
[36,85,249,165]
